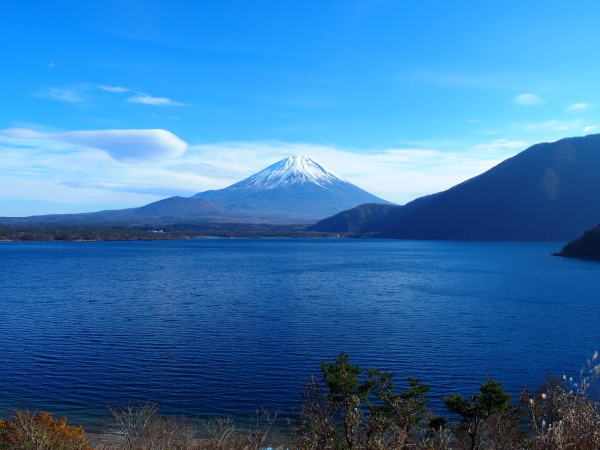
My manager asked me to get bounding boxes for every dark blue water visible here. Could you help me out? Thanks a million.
[1,239,599,427]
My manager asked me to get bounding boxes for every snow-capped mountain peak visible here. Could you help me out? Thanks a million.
[191,154,392,221]
[232,155,344,190]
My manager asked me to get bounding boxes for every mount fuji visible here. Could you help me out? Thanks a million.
[191,155,392,222]
[0,155,390,226]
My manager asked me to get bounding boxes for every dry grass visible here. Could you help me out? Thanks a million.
[0,410,92,449]
[98,402,199,449]
[91,403,290,449]
[198,410,290,449]
[522,352,600,449]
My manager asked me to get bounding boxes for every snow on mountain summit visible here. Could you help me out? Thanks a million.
[191,154,392,222]
[231,155,344,190]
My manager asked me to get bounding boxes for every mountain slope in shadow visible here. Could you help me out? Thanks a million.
[311,134,600,241]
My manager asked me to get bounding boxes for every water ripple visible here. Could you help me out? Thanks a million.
[1,239,599,427]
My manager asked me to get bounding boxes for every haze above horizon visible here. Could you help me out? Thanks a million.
[2,1,600,216]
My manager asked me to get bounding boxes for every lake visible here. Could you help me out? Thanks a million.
[1,238,599,428]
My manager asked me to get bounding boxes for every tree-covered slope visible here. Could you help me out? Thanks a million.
[306,203,404,233]
[312,134,600,241]
[555,224,600,259]
[385,134,600,240]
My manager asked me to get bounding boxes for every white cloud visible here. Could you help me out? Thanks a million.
[35,86,85,103]
[0,132,527,216]
[182,139,523,205]
[0,132,203,215]
[128,94,183,106]
[60,181,193,197]
[568,102,591,112]
[34,83,183,107]
[513,93,544,106]
[519,119,583,133]
[55,129,188,162]
[1,128,188,163]
[95,84,130,93]
[473,139,530,151]
[2,128,46,139]
[582,126,597,133]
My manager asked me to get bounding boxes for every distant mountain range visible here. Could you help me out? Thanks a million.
[1,155,391,225]
[310,134,600,241]
[7,134,600,241]
[0,196,233,226]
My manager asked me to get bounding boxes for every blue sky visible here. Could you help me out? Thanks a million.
[2,0,600,216]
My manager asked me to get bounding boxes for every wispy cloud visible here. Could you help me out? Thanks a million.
[473,139,530,152]
[0,132,528,215]
[182,139,523,204]
[128,94,183,106]
[95,84,130,93]
[34,83,183,107]
[0,132,201,215]
[60,181,193,197]
[582,125,597,133]
[35,86,86,103]
[513,93,544,106]
[519,119,583,133]
[1,128,187,163]
[568,102,591,113]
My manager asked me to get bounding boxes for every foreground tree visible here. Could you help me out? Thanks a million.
[443,378,525,449]
[298,352,430,449]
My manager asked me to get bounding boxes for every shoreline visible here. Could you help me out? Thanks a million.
[0,223,348,242]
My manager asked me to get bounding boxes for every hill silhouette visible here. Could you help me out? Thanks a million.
[555,224,600,259]
[311,134,600,241]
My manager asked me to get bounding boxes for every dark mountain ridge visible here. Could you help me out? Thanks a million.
[306,203,405,234]
[311,134,600,241]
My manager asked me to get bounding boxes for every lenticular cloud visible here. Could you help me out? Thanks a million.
[1,128,187,163]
